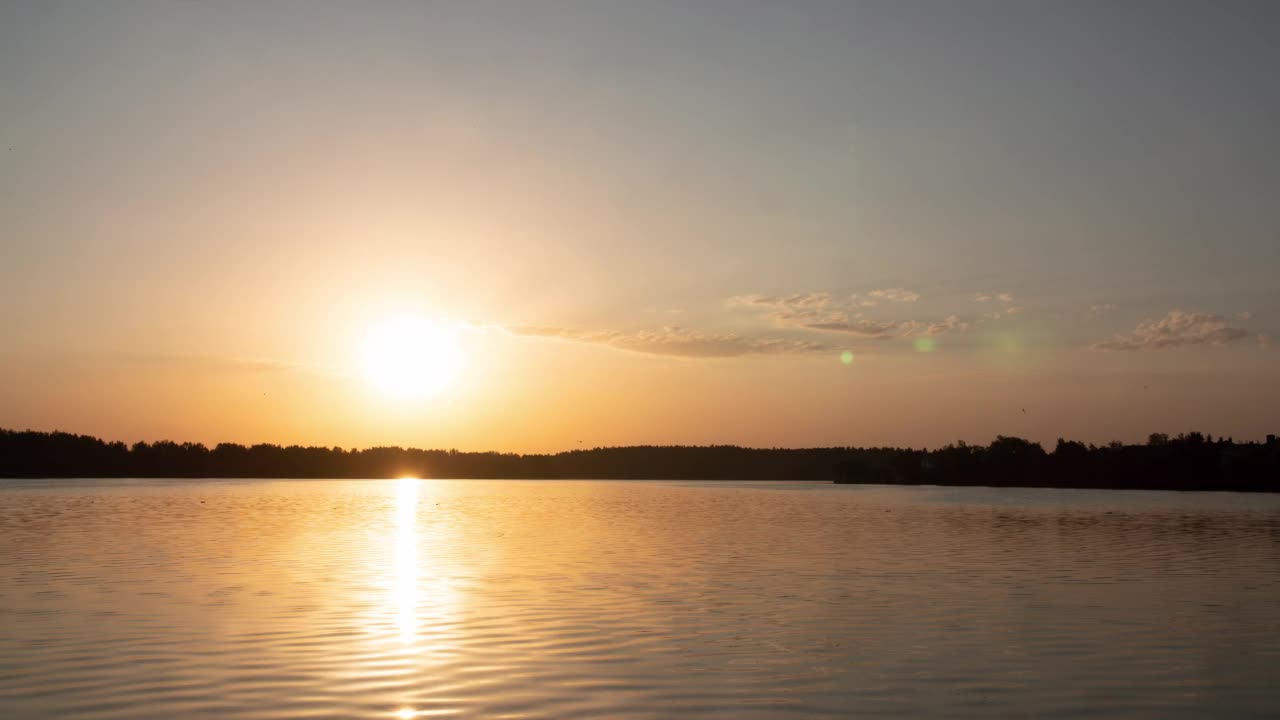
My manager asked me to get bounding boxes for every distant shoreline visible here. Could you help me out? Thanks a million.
[3,428,1277,493]
[4,477,1279,496]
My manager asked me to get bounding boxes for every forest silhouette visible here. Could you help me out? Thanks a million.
[2,428,1277,492]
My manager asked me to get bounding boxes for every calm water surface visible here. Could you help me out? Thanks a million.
[2,479,1279,718]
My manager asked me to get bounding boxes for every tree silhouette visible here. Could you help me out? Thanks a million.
[0,428,1276,492]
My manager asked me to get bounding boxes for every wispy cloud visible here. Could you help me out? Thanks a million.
[1092,311,1252,351]
[506,326,828,358]
[867,287,920,303]
[975,291,1015,304]
[727,292,842,324]
[918,315,969,336]
[728,292,833,309]
[802,319,904,338]
[730,287,918,314]
[1090,303,1116,314]
[731,289,969,340]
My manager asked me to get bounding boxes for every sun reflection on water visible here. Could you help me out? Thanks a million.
[394,478,419,646]
[375,477,466,717]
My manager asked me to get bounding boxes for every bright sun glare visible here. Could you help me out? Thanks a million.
[361,316,464,400]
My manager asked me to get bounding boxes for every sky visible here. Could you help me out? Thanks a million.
[2,0,1278,452]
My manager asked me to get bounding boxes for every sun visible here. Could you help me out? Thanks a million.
[360,315,464,399]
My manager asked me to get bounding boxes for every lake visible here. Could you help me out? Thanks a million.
[2,479,1279,718]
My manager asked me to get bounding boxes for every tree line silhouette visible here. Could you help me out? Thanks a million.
[1,428,1276,492]
[835,433,1278,492]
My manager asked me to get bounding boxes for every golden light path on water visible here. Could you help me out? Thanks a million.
[384,478,465,719]
[393,478,421,719]
[395,478,419,648]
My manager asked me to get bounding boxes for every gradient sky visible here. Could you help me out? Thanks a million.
[2,0,1278,452]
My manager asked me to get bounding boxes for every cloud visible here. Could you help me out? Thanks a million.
[802,319,903,339]
[732,288,919,314]
[867,288,920,303]
[974,293,992,303]
[1090,303,1116,314]
[978,306,1020,321]
[997,293,1014,303]
[1092,311,1252,351]
[506,326,828,358]
[975,292,1015,304]
[729,291,850,326]
[727,292,843,324]
[918,315,969,336]
[804,315,970,339]
[728,292,833,309]
[730,289,971,341]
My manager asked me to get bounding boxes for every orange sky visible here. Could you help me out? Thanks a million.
[2,2,1278,451]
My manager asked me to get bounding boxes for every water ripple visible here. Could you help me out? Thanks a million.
[1,479,1279,718]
